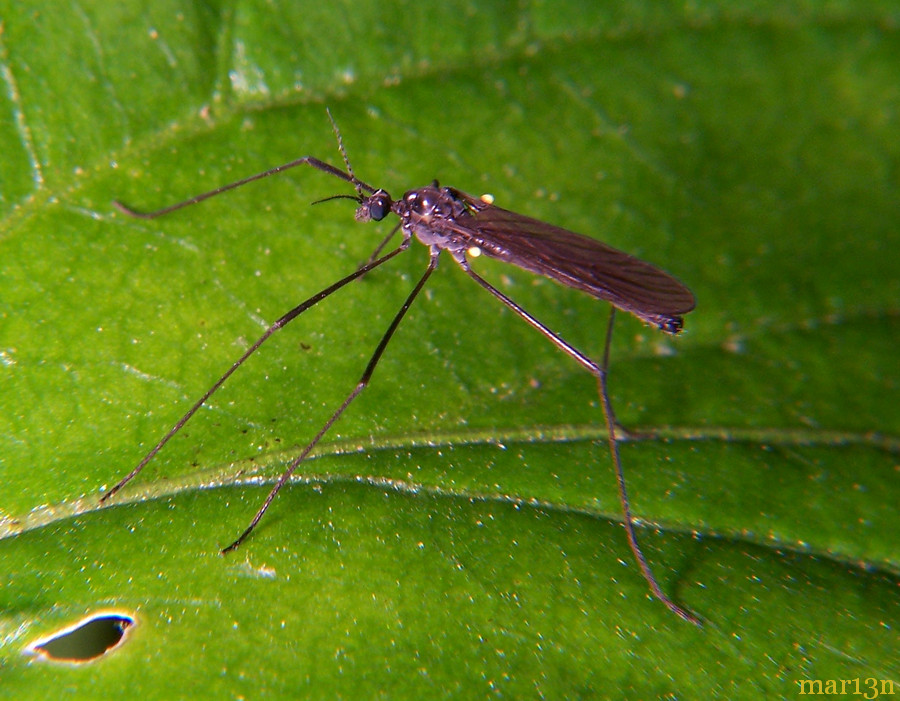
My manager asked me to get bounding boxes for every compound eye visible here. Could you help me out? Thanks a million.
[367,191,392,221]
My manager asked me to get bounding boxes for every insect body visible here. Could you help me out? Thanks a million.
[105,114,699,624]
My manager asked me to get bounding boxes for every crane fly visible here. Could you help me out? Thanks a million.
[103,112,699,625]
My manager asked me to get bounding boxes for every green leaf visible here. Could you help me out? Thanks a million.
[1,0,898,697]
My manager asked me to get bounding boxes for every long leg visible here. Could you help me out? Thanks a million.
[113,156,375,220]
[222,254,440,553]
[101,244,408,503]
[462,264,700,625]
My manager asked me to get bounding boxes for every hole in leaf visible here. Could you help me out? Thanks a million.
[27,612,135,663]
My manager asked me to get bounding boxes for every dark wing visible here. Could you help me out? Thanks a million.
[447,189,695,333]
